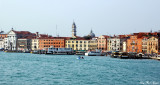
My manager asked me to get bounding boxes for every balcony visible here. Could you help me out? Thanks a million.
[130,43,137,45]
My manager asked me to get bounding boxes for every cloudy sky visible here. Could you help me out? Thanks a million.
[0,0,160,37]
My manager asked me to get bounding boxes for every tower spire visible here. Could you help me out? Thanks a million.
[72,21,77,37]
[90,28,93,33]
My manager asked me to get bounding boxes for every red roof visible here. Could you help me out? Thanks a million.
[102,35,110,39]
[13,31,32,35]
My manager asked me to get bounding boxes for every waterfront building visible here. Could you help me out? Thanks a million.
[88,39,97,50]
[127,32,160,53]
[0,39,4,50]
[66,37,97,51]
[0,34,7,50]
[127,35,142,53]
[118,35,129,52]
[31,39,39,51]
[142,37,148,54]
[6,29,18,50]
[17,38,32,51]
[122,40,127,52]
[5,28,36,51]
[38,37,66,50]
[107,37,125,52]
[147,36,159,54]
[66,38,89,51]
[97,35,109,51]
[0,34,7,39]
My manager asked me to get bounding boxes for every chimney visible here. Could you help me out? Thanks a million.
[36,32,39,37]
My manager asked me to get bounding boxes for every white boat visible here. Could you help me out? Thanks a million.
[85,50,105,56]
[47,47,73,54]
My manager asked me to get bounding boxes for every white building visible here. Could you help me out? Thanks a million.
[5,28,36,51]
[4,38,8,50]
[31,39,39,51]
[122,40,127,52]
[0,39,4,49]
[0,34,7,50]
[6,29,17,50]
[107,37,126,52]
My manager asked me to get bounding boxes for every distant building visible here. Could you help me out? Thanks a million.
[88,29,95,38]
[0,39,5,50]
[97,35,109,51]
[17,38,32,51]
[31,39,39,51]
[142,37,148,54]
[66,37,97,51]
[72,22,77,37]
[147,36,159,54]
[107,37,125,52]
[0,34,7,39]
[38,37,66,50]
[0,33,7,50]
[5,28,36,51]
[88,39,97,50]
[127,35,142,53]
[122,40,127,52]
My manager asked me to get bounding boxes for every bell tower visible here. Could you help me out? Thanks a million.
[72,21,77,37]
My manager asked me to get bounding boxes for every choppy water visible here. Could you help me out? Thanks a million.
[0,52,160,85]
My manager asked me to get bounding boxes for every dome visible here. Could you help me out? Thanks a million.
[89,29,95,38]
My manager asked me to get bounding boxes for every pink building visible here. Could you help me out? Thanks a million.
[97,35,110,51]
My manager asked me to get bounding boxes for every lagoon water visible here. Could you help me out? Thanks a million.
[0,52,160,85]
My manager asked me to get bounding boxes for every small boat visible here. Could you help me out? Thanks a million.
[77,56,84,59]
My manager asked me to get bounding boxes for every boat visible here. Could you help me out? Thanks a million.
[111,51,121,58]
[46,47,73,55]
[119,52,129,59]
[128,52,137,58]
[75,51,85,55]
[77,56,84,59]
[85,50,105,56]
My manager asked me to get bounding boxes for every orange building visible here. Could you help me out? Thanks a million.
[0,34,7,39]
[127,35,142,53]
[38,37,67,50]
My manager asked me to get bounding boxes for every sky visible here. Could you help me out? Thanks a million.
[0,0,160,37]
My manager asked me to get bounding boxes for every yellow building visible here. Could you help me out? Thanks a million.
[142,37,148,54]
[147,36,159,54]
[88,39,98,50]
[66,38,97,51]
[107,39,111,51]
